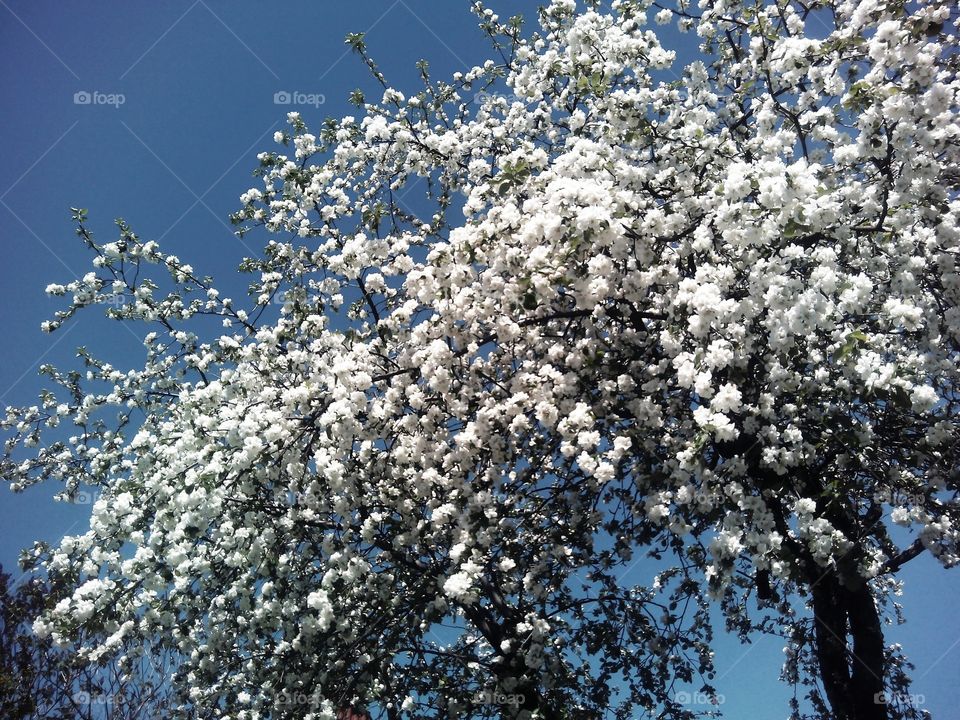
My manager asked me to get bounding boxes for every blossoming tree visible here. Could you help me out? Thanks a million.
[3,0,958,718]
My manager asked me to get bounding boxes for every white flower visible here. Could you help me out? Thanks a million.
[794,498,817,515]
[443,571,475,602]
[655,8,673,25]
[307,589,334,631]
[647,504,669,522]
[711,384,743,414]
[910,385,938,413]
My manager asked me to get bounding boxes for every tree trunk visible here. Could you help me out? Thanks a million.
[843,582,888,720]
[810,571,888,720]
[811,574,854,718]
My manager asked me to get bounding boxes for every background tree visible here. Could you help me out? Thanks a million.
[2,1,958,719]
[0,565,173,719]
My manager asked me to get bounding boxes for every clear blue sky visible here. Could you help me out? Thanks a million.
[0,2,956,717]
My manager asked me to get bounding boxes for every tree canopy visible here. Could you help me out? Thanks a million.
[3,1,959,718]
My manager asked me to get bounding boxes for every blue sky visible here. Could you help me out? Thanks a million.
[0,1,957,717]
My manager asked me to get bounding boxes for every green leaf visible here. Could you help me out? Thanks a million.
[345,32,366,51]
[832,329,869,362]
[522,289,538,310]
